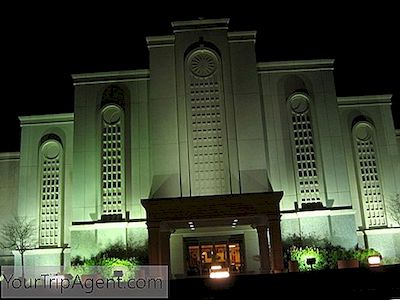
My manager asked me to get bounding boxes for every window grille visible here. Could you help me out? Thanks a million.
[288,93,322,206]
[39,139,62,246]
[353,121,386,228]
[186,49,229,195]
[101,104,124,215]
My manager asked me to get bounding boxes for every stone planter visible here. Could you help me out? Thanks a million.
[337,259,359,269]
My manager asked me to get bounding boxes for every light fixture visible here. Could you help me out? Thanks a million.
[306,257,316,270]
[228,244,236,248]
[210,271,230,279]
[209,265,230,279]
[368,255,381,266]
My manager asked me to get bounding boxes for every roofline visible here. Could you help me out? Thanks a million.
[146,35,175,48]
[257,59,335,73]
[72,69,150,86]
[171,18,230,32]
[228,31,257,43]
[0,152,20,161]
[19,113,74,126]
[337,95,392,107]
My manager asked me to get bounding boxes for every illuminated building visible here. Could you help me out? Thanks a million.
[1,18,399,277]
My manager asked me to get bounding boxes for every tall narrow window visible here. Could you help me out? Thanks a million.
[352,121,387,228]
[101,104,125,216]
[288,93,322,208]
[185,48,230,196]
[39,139,63,247]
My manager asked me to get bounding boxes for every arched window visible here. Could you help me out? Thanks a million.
[100,97,125,217]
[185,47,230,196]
[39,137,63,247]
[352,120,387,228]
[288,92,322,208]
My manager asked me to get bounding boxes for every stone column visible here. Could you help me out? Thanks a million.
[255,224,271,273]
[147,222,160,265]
[159,229,172,266]
[268,216,284,272]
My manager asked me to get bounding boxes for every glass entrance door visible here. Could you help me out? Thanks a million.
[185,236,244,276]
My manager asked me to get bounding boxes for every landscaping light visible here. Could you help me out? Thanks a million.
[368,255,381,266]
[306,257,316,270]
[209,265,230,279]
[210,271,230,279]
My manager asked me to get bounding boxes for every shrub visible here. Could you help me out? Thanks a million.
[348,246,380,267]
[283,233,382,271]
[289,246,329,271]
[69,240,149,278]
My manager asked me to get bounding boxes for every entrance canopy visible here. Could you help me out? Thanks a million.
[141,192,284,273]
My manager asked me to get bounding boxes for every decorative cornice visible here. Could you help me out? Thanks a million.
[228,31,257,43]
[146,35,175,48]
[337,94,392,107]
[281,208,355,219]
[0,152,20,161]
[171,18,230,32]
[257,59,335,73]
[72,69,150,86]
[19,113,74,126]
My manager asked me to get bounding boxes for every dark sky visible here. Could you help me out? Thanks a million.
[2,6,398,152]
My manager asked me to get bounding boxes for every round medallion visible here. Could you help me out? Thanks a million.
[102,105,121,124]
[289,94,310,114]
[190,51,217,78]
[42,140,61,159]
[354,122,372,141]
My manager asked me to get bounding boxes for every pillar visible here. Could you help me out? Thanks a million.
[268,216,284,272]
[159,230,172,266]
[147,222,160,265]
[255,224,271,273]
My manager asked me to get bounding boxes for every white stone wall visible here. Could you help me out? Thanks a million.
[17,114,74,248]
[228,32,270,193]
[258,61,352,211]
[0,153,19,265]
[338,95,400,228]
[72,72,150,222]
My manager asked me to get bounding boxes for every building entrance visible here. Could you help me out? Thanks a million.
[184,235,244,276]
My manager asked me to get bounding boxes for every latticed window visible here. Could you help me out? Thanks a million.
[352,121,387,228]
[185,48,230,196]
[101,104,125,216]
[288,93,322,207]
[39,139,63,247]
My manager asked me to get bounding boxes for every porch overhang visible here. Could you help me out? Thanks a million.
[141,192,284,273]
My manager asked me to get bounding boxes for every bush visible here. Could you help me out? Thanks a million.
[348,246,380,267]
[94,241,149,265]
[283,233,382,271]
[69,240,149,278]
[289,246,329,271]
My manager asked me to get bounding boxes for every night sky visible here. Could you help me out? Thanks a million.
[2,6,398,152]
